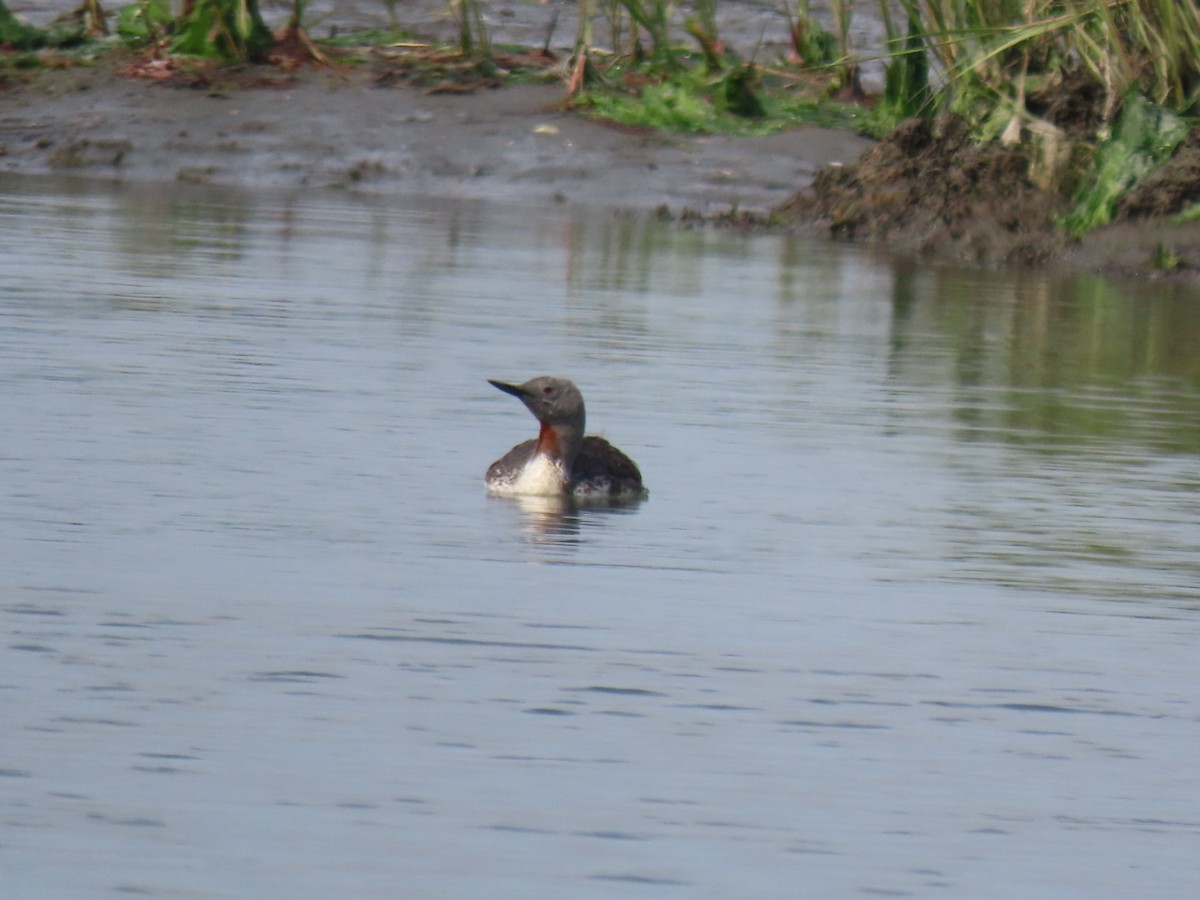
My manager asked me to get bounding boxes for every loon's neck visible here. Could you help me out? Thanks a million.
[536,419,583,475]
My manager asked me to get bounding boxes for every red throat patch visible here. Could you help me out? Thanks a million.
[535,420,560,457]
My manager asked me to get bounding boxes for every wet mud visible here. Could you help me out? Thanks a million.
[0,61,872,214]
[1,0,873,213]
[776,114,1068,267]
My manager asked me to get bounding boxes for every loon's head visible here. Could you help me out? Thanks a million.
[488,376,586,465]
[489,377,585,428]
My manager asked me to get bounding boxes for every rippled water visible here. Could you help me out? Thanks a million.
[4,176,1199,898]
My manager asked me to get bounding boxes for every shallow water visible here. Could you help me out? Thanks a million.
[3,176,1199,899]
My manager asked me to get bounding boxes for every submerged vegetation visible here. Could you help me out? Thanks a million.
[2,0,1198,244]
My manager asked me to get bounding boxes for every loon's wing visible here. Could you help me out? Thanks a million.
[573,436,645,495]
[486,439,537,485]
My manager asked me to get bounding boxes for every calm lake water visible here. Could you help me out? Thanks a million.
[3,175,1199,899]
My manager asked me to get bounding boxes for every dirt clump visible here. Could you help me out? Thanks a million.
[1024,69,1110,138]
[777,113,1067,266]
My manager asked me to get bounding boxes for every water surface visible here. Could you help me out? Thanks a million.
[3,176,1199,898]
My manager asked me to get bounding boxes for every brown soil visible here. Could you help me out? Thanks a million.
[775,113,1068,267]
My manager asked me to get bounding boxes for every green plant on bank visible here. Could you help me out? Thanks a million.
[782,0,837,67]
[452,0,491,62]
[570,0,864,133]
[0,0,54,48]
[1173,202,1200,224]
[1061,92,1189,235]
[829,0,857,90]
[613,0,677,68]
[684,0,721,71]
[0,0,48,49]
[114,0,320,60]
[872,0,930,132]
[574,57,861,134]
[0,0,103,51]
[688,0,719,53]
[170,0,273,61]
[779,0,860,99]
[116,0,172,44]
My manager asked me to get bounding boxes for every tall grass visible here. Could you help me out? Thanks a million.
[611,0,678,67]
[453,0,491,61]
[870,0,1200,228]
[879,0,1200,124]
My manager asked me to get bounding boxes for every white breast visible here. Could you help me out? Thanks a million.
[486,453,569,497]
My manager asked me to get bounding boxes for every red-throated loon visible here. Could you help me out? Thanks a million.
[485,376,647,500]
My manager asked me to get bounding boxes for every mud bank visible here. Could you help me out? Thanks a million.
[782,111,1200,285]
[0,62,872,214]
[2,0,877,212]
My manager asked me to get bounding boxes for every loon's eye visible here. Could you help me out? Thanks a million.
[543,386,554,395]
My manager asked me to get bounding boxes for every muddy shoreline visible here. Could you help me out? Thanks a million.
[0,62,876,214]
[3,1,1200,284]
[3,0,877,214]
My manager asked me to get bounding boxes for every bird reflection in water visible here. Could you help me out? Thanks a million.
[493,492,646,548]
